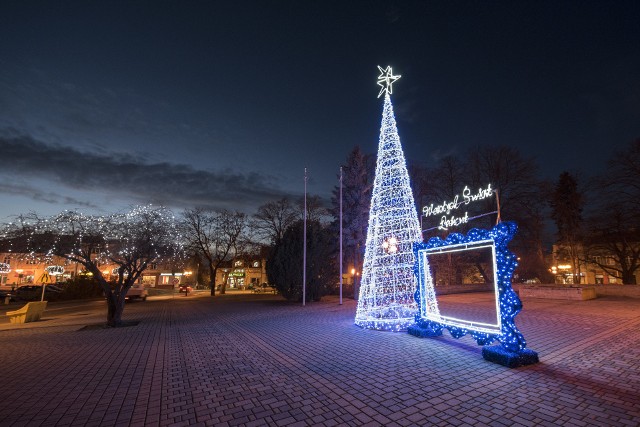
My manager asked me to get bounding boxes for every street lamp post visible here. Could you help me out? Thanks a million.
[339,166,343,305]
[303,168,307,306]
[351,268,356,299]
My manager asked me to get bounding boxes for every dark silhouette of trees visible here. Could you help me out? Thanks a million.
[413,155,466,215]
[549,172,584,283]
[600,138,640,211]
[182,208,246,295]
[583,208,640,284]
[412,155,468,239]
[467,145,550,282]
[336,144,550,283]
[584,140,640,284]
[266,220,336,302]
[251,197,297,245]
[298,194,327,223]
[329,146,373,290]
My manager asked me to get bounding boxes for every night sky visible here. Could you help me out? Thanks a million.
[1,1,639,220]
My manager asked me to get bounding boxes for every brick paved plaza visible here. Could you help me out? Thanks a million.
[0,292,639,426]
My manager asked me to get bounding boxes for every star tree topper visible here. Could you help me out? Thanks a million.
[377,65,401,98]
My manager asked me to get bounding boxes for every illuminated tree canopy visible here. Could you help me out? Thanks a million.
[2,205,182,326]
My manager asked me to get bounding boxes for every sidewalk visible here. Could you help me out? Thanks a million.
[0,293,639,426]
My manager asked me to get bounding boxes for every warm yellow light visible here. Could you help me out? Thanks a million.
[558,264,571,270]
[184,271,192,276]
[102,270,110,275]
[351,268,355,275]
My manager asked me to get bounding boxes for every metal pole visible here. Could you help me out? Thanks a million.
[303,168,307,306]
[495,188,502,224]
[339,166,343,305]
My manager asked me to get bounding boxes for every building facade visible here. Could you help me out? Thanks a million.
[0,252,268,291]
[550,244,640,285]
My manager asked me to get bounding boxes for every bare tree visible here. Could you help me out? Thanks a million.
[182,208,246,295]
[3,206,182,326]
[583,207,640,284]
[583,140,640,284]
[600,139,640,210]
[414,155,466,209]
[251,197,297,245]
[466,145,550,282]
[298,194,327,223]
[412,155,467,238]
[549,172,584,283]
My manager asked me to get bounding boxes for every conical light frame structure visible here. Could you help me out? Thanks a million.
[355,93,438,331]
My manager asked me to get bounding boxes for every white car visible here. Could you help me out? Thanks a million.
[125,284,148,301]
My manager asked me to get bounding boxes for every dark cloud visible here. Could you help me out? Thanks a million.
[0,132,296,213]
[0,181,98,209]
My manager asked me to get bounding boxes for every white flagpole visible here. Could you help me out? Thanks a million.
[303,167,307,306]
[339,166,343,305]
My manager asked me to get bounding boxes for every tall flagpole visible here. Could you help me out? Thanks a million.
[303,167,307,306]
[339,166,343,305]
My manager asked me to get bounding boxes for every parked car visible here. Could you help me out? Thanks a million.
[252,283,277,294]
[15,284,62,301]
[125,284,148,301]
[46,285,64,293]
[0,288,15,302]
[179,284,193,294]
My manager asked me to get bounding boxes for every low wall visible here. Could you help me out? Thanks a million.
[518,285,597,300]
[587,284,640,299]
[515,284,640,300]
[434,284,494,295]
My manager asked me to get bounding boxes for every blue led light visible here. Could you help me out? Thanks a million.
[411,222,533,355]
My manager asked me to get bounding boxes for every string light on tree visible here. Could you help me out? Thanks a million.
[2,205,184,327]
[382,236,398,254]
[355,66,439,331]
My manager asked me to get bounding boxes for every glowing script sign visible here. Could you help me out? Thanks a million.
[422,184,495,231]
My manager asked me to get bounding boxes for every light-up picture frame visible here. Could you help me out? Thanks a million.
[417,239,501,334]
[410,221,539,367]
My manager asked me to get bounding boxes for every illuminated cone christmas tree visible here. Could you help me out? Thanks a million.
[355,66,438,331]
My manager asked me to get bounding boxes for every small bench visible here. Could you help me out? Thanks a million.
[6,301,48,324]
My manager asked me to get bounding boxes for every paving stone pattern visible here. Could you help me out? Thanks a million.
[0,293,639,426]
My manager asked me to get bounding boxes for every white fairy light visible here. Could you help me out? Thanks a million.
[355,68,439,331]
[376,65,401,98]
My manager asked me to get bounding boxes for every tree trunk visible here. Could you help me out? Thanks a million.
[220,271,227,295]
[106,294,125,327]
[475,263,490,283]
[623,271,637,285]
[209,265,216,296]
